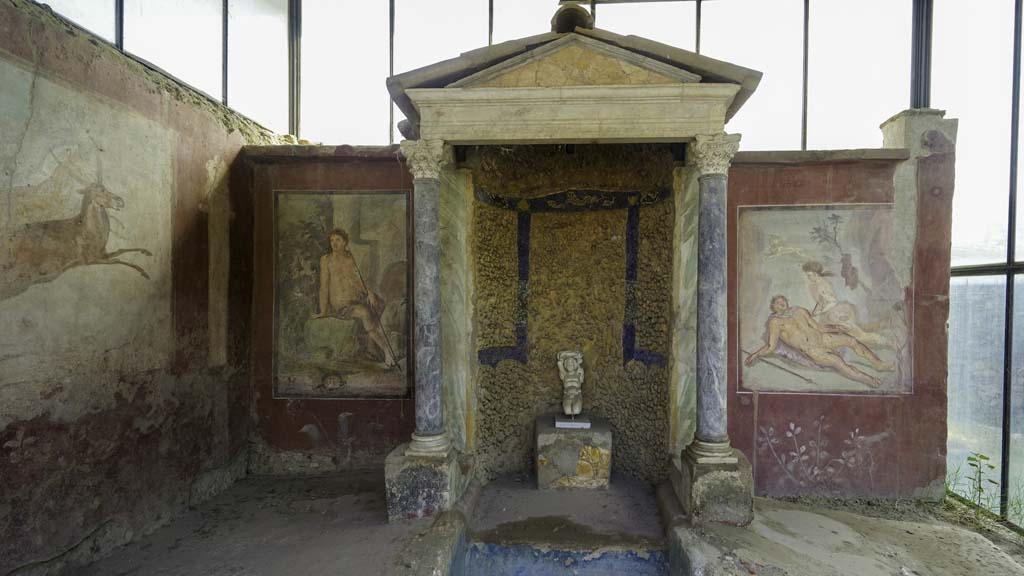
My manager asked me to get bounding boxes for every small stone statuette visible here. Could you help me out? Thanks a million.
[556,351,588,428]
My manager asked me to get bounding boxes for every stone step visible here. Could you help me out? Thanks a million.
[464,515,667,576]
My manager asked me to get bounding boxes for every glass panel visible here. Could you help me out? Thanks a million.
[302,0,390,145]
[492,0,557,44]
[124,0,224,100]
[948,276,1006,514]
[935,0,1013,266]
[1011,275,1024,524]
[393,0,488,140]
[596,2,694,50]
[702,0,803,151]
[228,0,288,134]
[807,0,911,150]
[47,0,116,42]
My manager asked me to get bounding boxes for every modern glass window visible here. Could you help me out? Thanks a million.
[1009,277,1024,524]
[702,0,803,151]
[393,0,488,141]
[46,0,115,43]
[492,0,559,45]
[935,0,1014,267]
[301,0,390,144]
[124,0,224,100]
[596,1,695,50]
[228,0,289,134]
[947,276,1007,513]
[806,0,912,150]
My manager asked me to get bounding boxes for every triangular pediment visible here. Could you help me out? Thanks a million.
[449,34,701,89]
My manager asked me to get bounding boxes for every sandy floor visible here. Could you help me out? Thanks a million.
[700,498,1024,576]
[78,471,429,576]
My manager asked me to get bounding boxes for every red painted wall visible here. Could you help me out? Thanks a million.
[244,146,416,470]
[727,148,952,499]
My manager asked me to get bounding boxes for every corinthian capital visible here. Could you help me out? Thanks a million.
[690,133,741,177]
[400,139,450,180]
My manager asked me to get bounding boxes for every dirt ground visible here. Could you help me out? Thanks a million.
[696,497,1024,576]
[77,471,430,576]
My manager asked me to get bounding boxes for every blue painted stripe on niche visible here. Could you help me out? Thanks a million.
[478,211,531,367]
[477,190,668,368]
[625,203,640,282]
[623,203,666,367]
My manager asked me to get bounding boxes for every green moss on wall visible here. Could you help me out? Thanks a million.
[468,145,674,484]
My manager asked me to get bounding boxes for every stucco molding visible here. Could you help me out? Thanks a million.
[399,139,450,180]
[690,133,742,177]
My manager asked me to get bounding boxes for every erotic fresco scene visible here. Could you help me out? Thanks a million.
[738,204,911,394]
[274,190,410,398]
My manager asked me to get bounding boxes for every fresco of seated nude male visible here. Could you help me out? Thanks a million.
[738,204,911,394]
[274,190,411,399]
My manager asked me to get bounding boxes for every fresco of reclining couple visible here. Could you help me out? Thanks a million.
[739,204,911,394]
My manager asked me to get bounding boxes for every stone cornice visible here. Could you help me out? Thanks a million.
[406,84,739,144]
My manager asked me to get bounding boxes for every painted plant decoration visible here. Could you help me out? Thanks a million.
[757,415,888,492]
[738,204,911,394]
[274,190,410,399]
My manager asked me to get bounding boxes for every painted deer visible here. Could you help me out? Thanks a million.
[0,153,152,301]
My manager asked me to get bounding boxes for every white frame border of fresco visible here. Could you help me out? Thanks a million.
[272,188,414,400]
[737,203,914,396]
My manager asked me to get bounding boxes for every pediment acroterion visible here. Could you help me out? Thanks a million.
[449,34,701,89]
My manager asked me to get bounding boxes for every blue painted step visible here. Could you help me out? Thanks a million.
[464,542,668,576]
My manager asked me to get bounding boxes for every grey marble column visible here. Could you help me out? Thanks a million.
[690,133,741,457]
[400,139,451,457]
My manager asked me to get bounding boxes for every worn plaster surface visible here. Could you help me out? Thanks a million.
[0,1,280,573]
[468,144,674,484]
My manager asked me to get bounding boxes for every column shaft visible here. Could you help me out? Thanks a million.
[695,173,728,444]
[414,177,444,437]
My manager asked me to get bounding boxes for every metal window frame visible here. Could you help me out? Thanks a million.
[947,0,1023,527]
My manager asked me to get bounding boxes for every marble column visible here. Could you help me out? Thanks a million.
[690,132,741,459]
[399,139,451,457]
[672,132,751,526]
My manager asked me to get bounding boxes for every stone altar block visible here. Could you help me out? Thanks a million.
[535,414,612,489]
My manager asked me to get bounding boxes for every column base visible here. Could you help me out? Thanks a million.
[385,442,463,522]
[671,442,753,526]
[406,432,451,458]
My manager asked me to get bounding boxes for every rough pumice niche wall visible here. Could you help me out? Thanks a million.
[469,144,674,484]
[0,1,280,573]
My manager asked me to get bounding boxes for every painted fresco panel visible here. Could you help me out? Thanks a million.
[0,57,174,389]
[738,204,912,394]
[274,190,411,398]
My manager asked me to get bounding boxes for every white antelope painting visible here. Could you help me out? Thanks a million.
[0,147,152,301]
